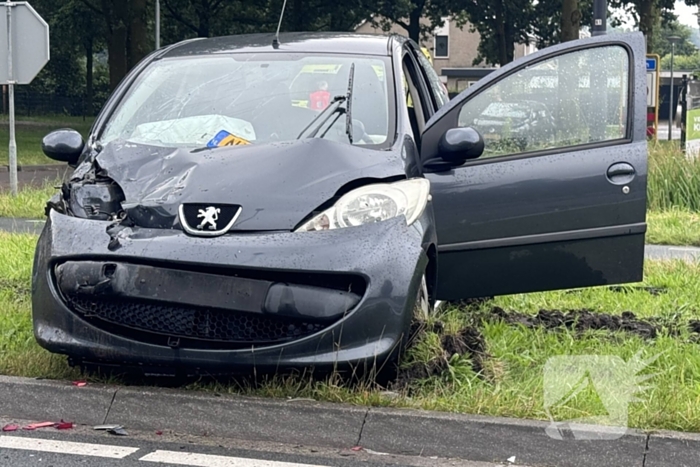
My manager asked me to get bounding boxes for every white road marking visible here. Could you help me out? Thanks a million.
[0,435,139,458]
[140,450,331,467]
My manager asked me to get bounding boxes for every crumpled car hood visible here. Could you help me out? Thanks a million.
[93,138,405,231]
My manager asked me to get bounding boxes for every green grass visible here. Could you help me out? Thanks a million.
[0,232,78,379]
[647,208,700,247]
[649,140,700,211]
[403,321,700,433]
[209,261,700,432]
[2,226,699,432]
[0,182,59,218]
[0,117,92,166]
[491,260,700,320]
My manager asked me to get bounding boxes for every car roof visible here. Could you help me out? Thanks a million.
[160,32,398,58]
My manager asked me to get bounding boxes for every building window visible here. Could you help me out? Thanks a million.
[434,19,449,58]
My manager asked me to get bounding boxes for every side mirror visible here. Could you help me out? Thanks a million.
[438,127,484,164]
[42,129,84,165]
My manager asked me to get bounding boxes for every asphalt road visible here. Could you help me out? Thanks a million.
[0,429,513,467]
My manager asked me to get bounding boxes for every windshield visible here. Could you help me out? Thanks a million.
[100,53,393,149]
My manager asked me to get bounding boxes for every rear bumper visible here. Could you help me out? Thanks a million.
[32,210,433,373]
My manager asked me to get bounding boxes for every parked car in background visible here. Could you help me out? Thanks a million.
[469,100,556,152]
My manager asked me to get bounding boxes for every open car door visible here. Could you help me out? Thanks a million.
[421,32,647,300]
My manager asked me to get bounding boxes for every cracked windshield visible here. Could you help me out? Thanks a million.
[458,45,629,158]
[100,54,391,149]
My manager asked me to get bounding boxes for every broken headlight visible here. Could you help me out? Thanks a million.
[295,178,430,232]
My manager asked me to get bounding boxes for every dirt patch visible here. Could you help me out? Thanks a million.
[392,324,488,390]
[488,307,660,339]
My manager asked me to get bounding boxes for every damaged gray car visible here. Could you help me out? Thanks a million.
[32,32,649,376]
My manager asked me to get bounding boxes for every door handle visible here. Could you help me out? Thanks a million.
[606,162,635,185]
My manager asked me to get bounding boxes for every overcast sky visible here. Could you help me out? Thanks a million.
[616,1,697,28]
[674,1,698,27]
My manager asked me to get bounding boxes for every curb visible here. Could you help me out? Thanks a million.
[0,375,697,467]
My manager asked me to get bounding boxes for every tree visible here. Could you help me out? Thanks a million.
[23,0,90,115]
[80,0,151,90]
[561,0,582,41]
[367,0,469,43]
[660,52,700,70]
[161,0,277,39]
[652,17,697,56]
[608,0,695,53]
[463,0,534,66]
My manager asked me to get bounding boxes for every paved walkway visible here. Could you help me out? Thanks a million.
[0,165,70,190]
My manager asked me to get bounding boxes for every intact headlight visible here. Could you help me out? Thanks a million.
[295,178,430,232]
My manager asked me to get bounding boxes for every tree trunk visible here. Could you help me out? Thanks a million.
[102,0,129,91]
[504,12,515,64]
[407,6,422,43]
[128,0,150,69]
[293,0,304,31]
[85,38,94,117]
[194,0,211,36]
[494,2,508,66]
[638,0,657,53]
[560,0,580,42]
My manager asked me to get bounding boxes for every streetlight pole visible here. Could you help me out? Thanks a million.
[592,0,607,36]
[668,35,681,141]
[155,0,160,49]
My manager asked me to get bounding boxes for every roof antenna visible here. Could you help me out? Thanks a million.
[272,0,288,49]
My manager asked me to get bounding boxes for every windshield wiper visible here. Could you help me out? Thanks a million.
[345,63,355,144]
[296,63,355,143]
[296,95,346,139]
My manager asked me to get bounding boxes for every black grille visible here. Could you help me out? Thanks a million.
[65,295,329,346]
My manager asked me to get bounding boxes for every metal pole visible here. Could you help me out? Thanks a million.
[681,74,688,151]
[669,42,675,141]
[155,0,160,49]
[592,0,607,36]
[6,1,17,196]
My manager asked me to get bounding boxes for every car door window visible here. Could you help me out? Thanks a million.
[412,47,449,110]
[458,45,629,159]
[402,52,433,141]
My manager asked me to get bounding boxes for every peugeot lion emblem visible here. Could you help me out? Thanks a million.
[197,206,221,230]
[179,204,242,237]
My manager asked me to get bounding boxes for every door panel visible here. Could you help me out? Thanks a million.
[421,33,647,300]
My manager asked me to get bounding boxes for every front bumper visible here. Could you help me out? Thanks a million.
[32,210,432,373]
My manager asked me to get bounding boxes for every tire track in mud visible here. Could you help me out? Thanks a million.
[393,303,700,389]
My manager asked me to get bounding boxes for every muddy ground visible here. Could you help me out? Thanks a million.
[393,302,700,390]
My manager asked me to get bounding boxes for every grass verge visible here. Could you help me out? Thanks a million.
[0,182,59,218]
[0,232,79,379]
[649,140,700,211]
[646,208,700,247]
[0,118,92,166]
[1,226,699,432]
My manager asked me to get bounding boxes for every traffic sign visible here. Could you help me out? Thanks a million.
[0,2,49,84]
[646,57,657,72]
[0,2,50,196]
[646,54,661,141]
